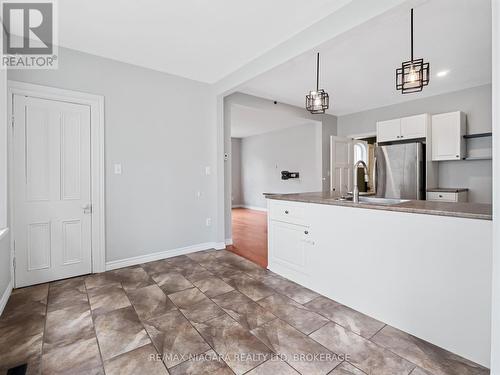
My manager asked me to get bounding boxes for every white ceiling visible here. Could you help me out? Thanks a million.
[231,104,319,138]
[58,0,351,83]
[238,0,492,116]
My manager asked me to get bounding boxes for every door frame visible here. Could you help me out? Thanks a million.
[330,135,354,195]
[7,80,106,287]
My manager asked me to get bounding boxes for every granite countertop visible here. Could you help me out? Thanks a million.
[266,191,492,221]
[426,188,469,193]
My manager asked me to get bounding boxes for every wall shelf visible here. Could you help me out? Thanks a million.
[463,132,492,139]
[463,156,492,161]
[462,132,492,160]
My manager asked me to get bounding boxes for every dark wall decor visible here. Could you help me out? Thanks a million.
[281,171,300,180]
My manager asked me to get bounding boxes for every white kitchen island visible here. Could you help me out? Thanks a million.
[267,192,492,368]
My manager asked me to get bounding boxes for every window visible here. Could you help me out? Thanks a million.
[354,142,368,163]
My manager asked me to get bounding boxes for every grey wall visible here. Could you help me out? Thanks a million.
[322,117,338,192]
[231,138,243,206]
[8,47,217,262]
[239,123,323,209]
[337,84,492,203]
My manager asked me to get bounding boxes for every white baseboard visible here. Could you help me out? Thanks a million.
[106,241,226,271]
[213,242,226,250]
[233,205,268,212]
[225,238,233,246]
[0,281,13,316]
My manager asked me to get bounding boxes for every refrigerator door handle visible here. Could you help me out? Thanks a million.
[416,144,422,200]
[373,156,377,195]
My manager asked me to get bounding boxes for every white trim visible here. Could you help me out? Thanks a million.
[491,0,499,371]
[106,242,225,271]
[213,241,226,250]
[0,227,8,242]
[233,205,268,212]
[0,281,13,316]
[344,131,376,140]
[7,80,106,288]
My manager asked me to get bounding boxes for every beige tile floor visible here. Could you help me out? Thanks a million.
[0,249,490,375]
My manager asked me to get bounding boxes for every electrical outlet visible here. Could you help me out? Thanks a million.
[196,191,202,199]
[114,164,122,175]
[205,218,212,227]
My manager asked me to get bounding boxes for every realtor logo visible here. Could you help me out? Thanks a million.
[1,0,58,69]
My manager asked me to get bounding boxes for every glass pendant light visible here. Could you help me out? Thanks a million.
[306,53,329,114]
[396,8,430,94]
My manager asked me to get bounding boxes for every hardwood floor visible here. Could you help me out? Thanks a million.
[228,208,268,268]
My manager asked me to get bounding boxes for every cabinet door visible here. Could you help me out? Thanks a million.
[401,114,427,140]
[269,221,310,274]
[431,112,464,161]
[376,118,401,143]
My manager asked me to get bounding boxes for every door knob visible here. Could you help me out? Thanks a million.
[82,203,92,214]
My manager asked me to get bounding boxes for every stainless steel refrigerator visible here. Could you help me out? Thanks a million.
[375,142,425,200]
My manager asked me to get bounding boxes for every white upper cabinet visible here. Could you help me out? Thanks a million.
[431,111,466,161]
[401,114,428,139]
[376,114,428,143]
[376,118,401,143]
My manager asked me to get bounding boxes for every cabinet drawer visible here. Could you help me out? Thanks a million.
[427,192,458,202]
[269,201,306,224]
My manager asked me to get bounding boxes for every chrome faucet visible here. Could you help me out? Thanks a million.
[353,160,369,203]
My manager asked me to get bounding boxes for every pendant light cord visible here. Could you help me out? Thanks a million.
[316,52,320,91]
[410,8,414,61]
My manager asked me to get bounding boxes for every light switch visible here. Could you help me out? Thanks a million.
[205,166,211,176]
[114,164,122,175]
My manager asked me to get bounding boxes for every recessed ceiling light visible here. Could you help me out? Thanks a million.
[437,70,449,77]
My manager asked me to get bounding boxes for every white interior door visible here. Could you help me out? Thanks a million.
[330,136,354,196]
[13,95,92,287]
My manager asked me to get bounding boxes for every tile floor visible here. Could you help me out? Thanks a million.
[0,249,490,375]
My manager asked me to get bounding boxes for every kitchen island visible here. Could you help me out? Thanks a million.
[266,192,492,367]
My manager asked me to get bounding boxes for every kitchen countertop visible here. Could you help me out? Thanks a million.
[266,191,492,220]
[426,187,469,193]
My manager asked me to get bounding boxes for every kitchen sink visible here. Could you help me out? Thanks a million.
[357,197,410,205]
[332,196,410,205]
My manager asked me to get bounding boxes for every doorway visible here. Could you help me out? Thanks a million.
[8,81,105,287]
[225,96,327,268]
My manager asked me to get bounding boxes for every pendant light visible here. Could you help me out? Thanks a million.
[396,8,430,94]
[306,53,329,114]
